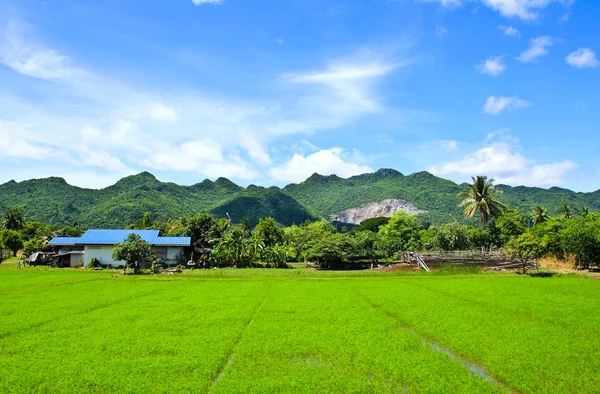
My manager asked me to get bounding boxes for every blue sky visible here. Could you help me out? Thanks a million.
[1,0,599,191]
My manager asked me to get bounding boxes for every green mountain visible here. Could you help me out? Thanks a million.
[0,169,598,228]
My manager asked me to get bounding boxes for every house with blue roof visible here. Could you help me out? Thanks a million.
[49,229,191,267]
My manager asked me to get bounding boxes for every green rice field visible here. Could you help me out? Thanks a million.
[1,266,599,393]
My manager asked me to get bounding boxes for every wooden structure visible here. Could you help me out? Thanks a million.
[401,250,537,272]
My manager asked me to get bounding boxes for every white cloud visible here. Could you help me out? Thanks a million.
[149,103,178,122]
[498,25,520,37]
[446,140,458,151]
[517,36,553,63]
[483,96,531,115]
[0,122,53,159]
[436,25,448,39]
[276,38,284,44]
[428,137,577,187]
[0,18,410,188]
[269,148,372,183]
[476,56,506,76]
[565,48,600,69]
[420,1,570,20]
[420,0,462,6]
[140,139,258,180]
[192,0,222,5]
[239,131,272,166]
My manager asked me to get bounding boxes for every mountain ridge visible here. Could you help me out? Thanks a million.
[1,170,598,227]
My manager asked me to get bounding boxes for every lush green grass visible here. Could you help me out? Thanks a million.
[1,266,598,393]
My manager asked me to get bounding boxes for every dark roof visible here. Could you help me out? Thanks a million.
[49,229,190,247]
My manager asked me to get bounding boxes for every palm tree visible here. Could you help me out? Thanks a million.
[531,206,550,225]
[561,204,572,219]
[246,234,264,267]
[458,176,505,228]
[2,208,25,230]
[579,207,590,217]
[217,230,250,268]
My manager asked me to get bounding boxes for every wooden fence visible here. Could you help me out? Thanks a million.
[400,250,537,271]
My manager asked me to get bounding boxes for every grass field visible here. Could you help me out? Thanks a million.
[1,266,599,393]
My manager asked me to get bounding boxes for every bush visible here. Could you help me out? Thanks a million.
[87,257,101,269]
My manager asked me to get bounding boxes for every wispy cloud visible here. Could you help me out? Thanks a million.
[483,96,531,115]
[498,25,520,38]
[476,56,506,77]
[0,18,410,187]
[420,1,571,20]
[192,0,222,5]
[517,36,553,63]
[565,48,600,69]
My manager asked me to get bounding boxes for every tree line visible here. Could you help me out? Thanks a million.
[1,175,599,270]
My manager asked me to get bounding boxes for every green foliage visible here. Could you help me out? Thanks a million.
[22,237,50,257]
[378,211,422,254]
[87,257,101,269]
[458,176,505,227]
[487,208,529,247]
[216,230,252,268]
[2,207,26,230]
[254,217,286,247]
[559,214,600,268]
[531,206,550,225]
[427,222,473,251]
[262,244,288,268]
[1,170,599,229]
[111,233,158,274]
[354,217,390,233]
[0,230,24,257]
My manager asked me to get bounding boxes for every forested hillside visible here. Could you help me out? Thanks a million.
[0,169,598,228]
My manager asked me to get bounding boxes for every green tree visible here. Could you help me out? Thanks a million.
[561,204,572,219]
[246,233,265,266]
[112,233,158,274]
[2,208,26,230]
[560,214,600,269]
[217,230,251,268]
[240,216,252,238]
[0,230,24,257]
[505,232,545,273]
[141,212,151,228]
[458,176,505,228]
[254,217,286,247]
[263,244,288,268]
[22,237,50,257]
[578,207,590,217]
[531,206,550,225]
[428,222,473,251]
[489,208,528,247]
[378,211,422,254]
[355,217,390,233]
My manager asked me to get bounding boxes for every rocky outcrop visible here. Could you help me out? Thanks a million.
[329,199,427,225]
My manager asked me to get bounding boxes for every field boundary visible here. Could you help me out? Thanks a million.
[206,293,268,393]
[0,288,157,340]
[0,275,115,296]
[360,293,514,393]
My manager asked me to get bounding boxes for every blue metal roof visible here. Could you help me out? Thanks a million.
[154,236,192,246]
[48,230,191,247]
[48,237,80,246]
[78,230,160,245]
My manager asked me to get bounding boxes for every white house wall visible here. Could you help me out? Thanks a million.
[84,245,184,267]
[85,245,122,267]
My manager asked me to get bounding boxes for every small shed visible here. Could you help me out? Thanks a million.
[54,251,85,268]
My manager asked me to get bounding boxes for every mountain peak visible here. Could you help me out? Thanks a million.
[408,171,434,179]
